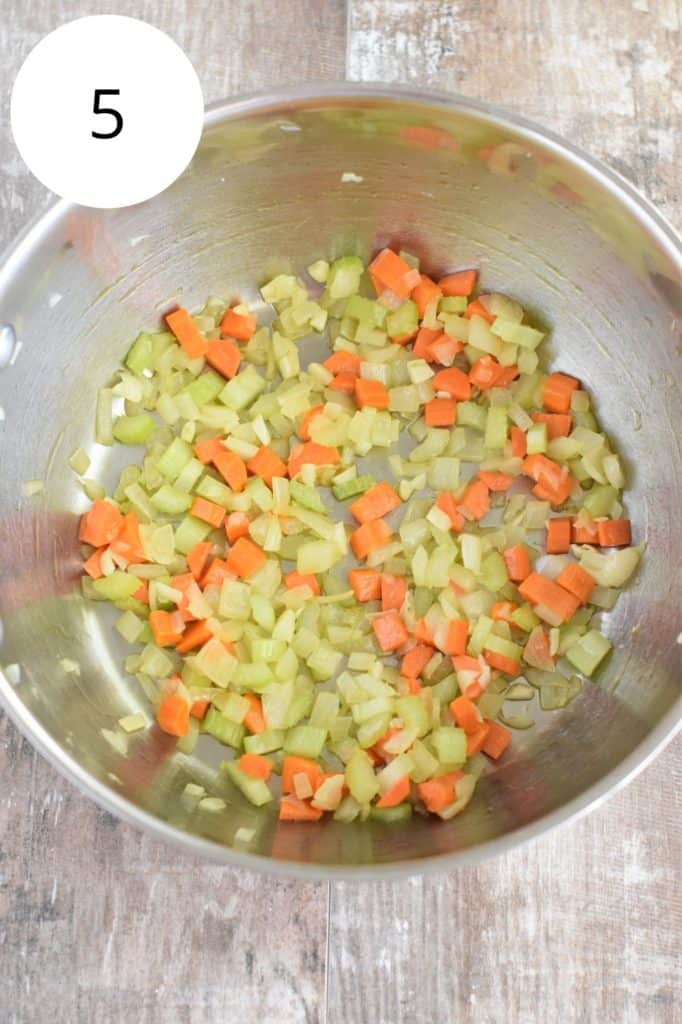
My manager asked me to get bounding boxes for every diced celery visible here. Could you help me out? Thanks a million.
[115,610,144,644]
[394,695,430,738]
[345,294,387,327]
[245,476,274,512]
[484,407,508,450]
[565,630,612,677]
[219,366,266,410]
[112,414,156,446]
[370,804,413,823]
[345,748,379,803]
[297,540,342,574]
[283,725,327,758]
[491,319,544,348]
[480,550,508,592]
[483,633,523,661]
[332,474,375,501]
[526,421,547,455]
[203,708,245,748]
[468,614,493,655]
[431,727,467,765]
[92,572,141,602]
[156,437,194,481]
[386,300,419,339]
[223,761,273,806]
[174,515,213,554]
[456,402,487,431]
[583,484,617,518]
[511,604,540,632]
[326,256,364,299]
[125,332,154,373]
[290,480,327,513]
[68,447,90,475]
[195,638,237,687]
[184,370,224,407]
[150,484,192,516]
[243,729,285,754]
[308,259,330,283]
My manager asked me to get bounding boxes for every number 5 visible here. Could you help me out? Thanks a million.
[92,89,123,139]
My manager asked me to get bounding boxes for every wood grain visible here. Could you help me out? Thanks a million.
[0,3,345,1023]
[0,3,680,1023]
[348,0,680,228]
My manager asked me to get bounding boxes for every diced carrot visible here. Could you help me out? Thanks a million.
[491,601,518,622]
[597,519,631,547]
[349,568,382,602]
[299,404,324,441]
[239,753,272,781]
[464,298,495,323]
[381,573,407,612]
[556,563,596,604]
[463,682,483,700]
[531,412,572,439]
[518,572,581,622]
[546,517,572,554]
[542,372,580,413]
[425,398,457,426]
[477,470,513,491]
[224,512,250,544]
[482,720,511,759]
[247,445,288,486]
[495,365,520,387]
[243,693,265,734]
[459,479,490,521]
[278,795,323,821]
[484,650,520,675]
[399,124,460,150]
[368,248,415,299]
[205,339,241,379]
[323,351,362,375]
[165,308,209,359]
[572,517,600,544]
[190,496,225,529]
[200,556,231,589]
[170,572,198,621]
[435,492,464,531]
[452,654,482,678]
[288,441,340,479]
[439,269,478,297]
[176,620,213,654]
[156,694,190,737]
[524,625,555,669]
[190,699,209,720]
[503,545,531,582]
[371,728,401,762]
[226,537,266,579]
[429,335,464,365]
[415,618,434,644]
[214,450,248,493]
[110,512,147,564]
[466,722,491,756]
[187,540,212,581]
[411,274,442,317]
[406,677,422,695]
[401,644,434,679]
[194,436,224,464]
[417,771,464,813]
[510,426,527,458]
[220,307,257,341]
[432,366,471,400]
[149,610,184,648]
[281,756,320,795]
[469,354,504,391]
[328,371,357,393]
[355,377,389,410]
[285,570,320,596]
[83,547,106,579]
[450,696,482,735]
[350,519,393,559]
[350,482,401,524]
[522,454,575,505]
[132,580,149,604]
[413,326,442,360]
[442,619,468,656]
[392,328,419,347]
[376,775,411,808]
[79,499,123,547]
[372,611,409,652]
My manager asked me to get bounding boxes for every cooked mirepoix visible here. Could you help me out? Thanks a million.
[77,248,641,824]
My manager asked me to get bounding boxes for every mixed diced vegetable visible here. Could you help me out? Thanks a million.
[76,248,641,825]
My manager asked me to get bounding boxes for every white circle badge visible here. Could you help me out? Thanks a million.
[10,16,204,208]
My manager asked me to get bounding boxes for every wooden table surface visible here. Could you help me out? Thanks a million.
[0,3,679,1022]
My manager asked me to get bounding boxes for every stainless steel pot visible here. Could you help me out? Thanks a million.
[0,85,679,878]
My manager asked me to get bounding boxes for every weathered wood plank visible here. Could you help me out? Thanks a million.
[348,0,680,227]
[0,3,346,1022]
[328,739,681,1024]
